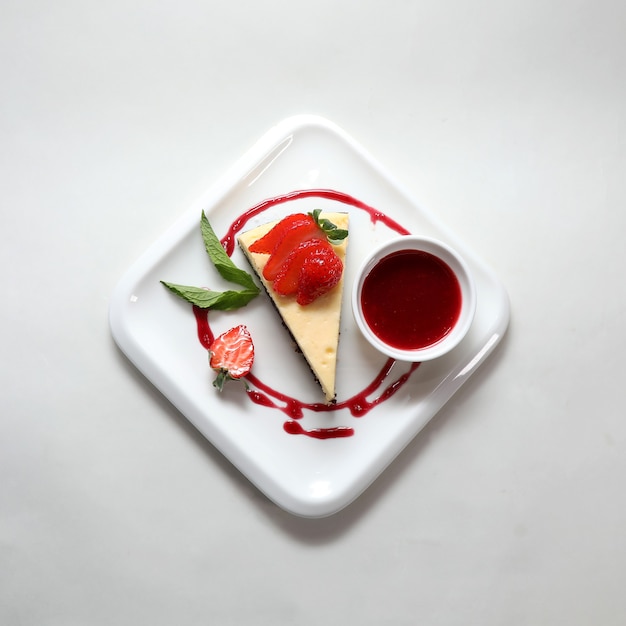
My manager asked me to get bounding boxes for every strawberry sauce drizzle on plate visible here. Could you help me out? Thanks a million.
[195,189,419,438]
[243,359,420,419]
[221,188,409,254]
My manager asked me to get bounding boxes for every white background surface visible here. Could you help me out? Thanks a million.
[1,1,625,624]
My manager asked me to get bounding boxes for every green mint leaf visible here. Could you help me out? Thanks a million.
[308,210,349,242]
[200,212,259,291]
[160,281,259,310]
[161,213,260,312]
[317,218,335,230]
[326,229,349,244]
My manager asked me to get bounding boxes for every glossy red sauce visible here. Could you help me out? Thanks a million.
[193,189,421,438]
[283,421,355,439]
[193,305,214,347]
[361,250,462,350]
[245,358,419,419]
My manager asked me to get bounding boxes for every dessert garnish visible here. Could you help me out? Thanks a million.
[273,238,343,305]
[161,212,260,392]
[245,210,347,305]
[161,211,260,309]
[309,208,349,243]
[209,325,255,391]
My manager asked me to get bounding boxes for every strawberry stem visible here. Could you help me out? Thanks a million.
[212,369,250,392]
[213,369,230,392]
[309,209,348,243]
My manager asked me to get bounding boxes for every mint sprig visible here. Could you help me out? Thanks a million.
[309,209,349,244]
[199,213,258,291]
[161,211,260,309]
[160,283,259,310]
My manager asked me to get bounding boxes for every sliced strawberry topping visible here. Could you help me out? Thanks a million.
[273,238,329,296]
[247,211,347,306]
[262,219,322,281]
[248,213,312,254]
[209,324,254,391]
[296,245,343,305]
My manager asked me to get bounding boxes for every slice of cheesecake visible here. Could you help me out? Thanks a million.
[238,212,349,403]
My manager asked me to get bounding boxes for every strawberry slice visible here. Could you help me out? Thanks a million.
[209,324,254,391]
[262,219,322,281]
[273,238,329,296]
[248,213,311,254]
[296,245,343,305]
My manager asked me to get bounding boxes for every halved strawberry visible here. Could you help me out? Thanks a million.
[273,238,329,296]
[262,219,322,281]
[208,324,254,391]
[296,245,343,305]
[248,213,311,254]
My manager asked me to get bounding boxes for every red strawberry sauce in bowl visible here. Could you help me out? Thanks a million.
[351,236,476,361]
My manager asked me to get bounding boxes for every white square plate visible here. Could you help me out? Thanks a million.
[109,115,509,518]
